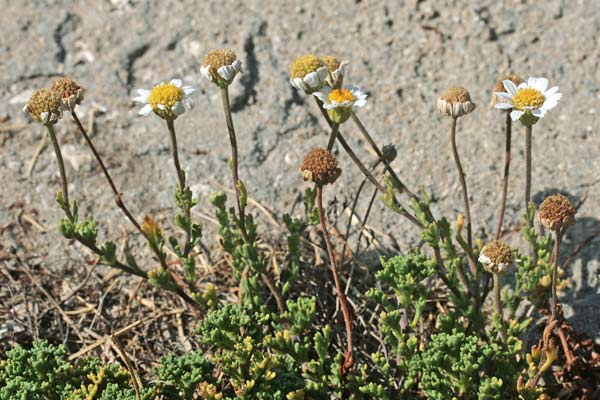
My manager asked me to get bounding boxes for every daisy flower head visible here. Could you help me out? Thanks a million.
[478,240,513,274]
[133,79,195,120]
[313,85,367,124]
[200,48,243,88]
[437,87,476,118]
[490,73,523,108]
[301,148,341,186]
[289,54,328,95]
[494,77,561,126]
[23,88,63,125]
[538,194,576,232]
[51,76,85,112]
[321,55,349,88]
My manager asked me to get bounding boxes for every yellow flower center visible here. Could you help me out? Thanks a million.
[203,48,237,72]
[289,54,323,79]
[328,88,355,104]
[147,83,182,111]
[513,88,545,110]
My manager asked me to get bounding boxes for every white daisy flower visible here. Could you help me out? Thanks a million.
[494,77,561,125]
[313,84,367,123]
[133,79,195,120]
[201,48,243,88]
[289,54,329,95]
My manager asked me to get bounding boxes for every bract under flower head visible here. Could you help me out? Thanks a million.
[313,85,367,123]
[133,79,195,120]
[23,88,63,125]
[494,77,561,126]
[201,48,243,88]
[289,54,328,95]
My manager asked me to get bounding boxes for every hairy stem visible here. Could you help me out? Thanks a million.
[495,112,512,240]
[71,111,143,233]
[46,125,72,219]
[316,185,353,375]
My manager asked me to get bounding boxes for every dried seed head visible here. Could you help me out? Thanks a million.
[491,74,524,107]
[290,54,324,79]
[321,55,340,74]
[437,87,476,118]
[538,194,576,231]
[479,240,513,274]
[201,48,243,87]
[23,88,63,125]
[51,76,84,111]
[300,148,341,186]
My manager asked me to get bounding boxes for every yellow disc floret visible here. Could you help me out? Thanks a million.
[203,48,237,72]
[513,88,545,110]
[290,54,324,79]
[328,88,355,104]
[147,83,183,119]
[25,88,63,125]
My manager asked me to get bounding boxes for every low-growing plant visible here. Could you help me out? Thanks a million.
[8,47,600,399]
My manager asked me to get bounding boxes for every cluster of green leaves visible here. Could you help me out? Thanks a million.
[0,340,212,400]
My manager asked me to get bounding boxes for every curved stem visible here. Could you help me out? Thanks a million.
[493,273,506,342]
[46,125,72,219]
[351,112,417,199]
[71,111,142,233]
[326,122,339,151]
[316,185,353,375]
[495,112,512,240]
[550,229,562,321]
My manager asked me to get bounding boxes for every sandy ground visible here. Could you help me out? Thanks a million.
[1,0,599,337]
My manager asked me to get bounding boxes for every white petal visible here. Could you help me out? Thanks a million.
[544,86,560,97]
[157,104,166,110]
[316,66,328,81]
[304,71,320,88]
[138,104,153,116]
[510,110,524,121]
[531,109,544,117]
[478,253,491,265]
[495,92,514,101]
[171,101,185,115]
[232,59,243,74]
[290,77,306,91]
[183,97,194,109]
[495,102,513,110]
[517,82,528,90]
[323,103,337,110]
[182,86,195,95]
[312,91,328,103]
[170,79,183,87]
[40,112,49,124]
[200,66,213,81]
[217,65,235,81]
[353,98,367,108]
[531,77,548,92]
[502,80,517,96]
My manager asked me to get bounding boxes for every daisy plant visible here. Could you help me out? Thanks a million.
[201,48,284,312]
[133,78,202,290]
[495,77,562,229]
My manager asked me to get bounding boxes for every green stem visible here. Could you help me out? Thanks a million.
[46,124,72,219]
[493,273,506,342]
[550,229,562,321]
[525,125,533,228]
[495,112,511,240]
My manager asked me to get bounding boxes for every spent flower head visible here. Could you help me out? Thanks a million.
[478,241,513,274]
[538,194,576,231]
[313,84,367,123]
[51,76,85,112]
[289,54,329,95]
[201,48,243,88]
[321,55,349,88]
[23,88,64,125]
[437,87,476,118]
[494,77,561,126]
[301,148,341,186]
[490,73,524,108]
[133,79,195,120]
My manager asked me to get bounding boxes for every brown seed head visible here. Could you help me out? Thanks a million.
[51,76,84,111]
[300,148,341,186]
[321,55,340,74]
[479,240,513,274]
[290,54,324,79]
[437,87,476,118]
[203,48,237,73]
[491,73,524,107]
[538,194,576,231]
[24,88,63,125]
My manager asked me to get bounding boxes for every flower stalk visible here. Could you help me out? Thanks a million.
[496,111,512,239]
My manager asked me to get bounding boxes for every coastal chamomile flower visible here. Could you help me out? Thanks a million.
[133,79,195,120]
[437,87,476,118]
[313,85,367,123]
[200,48,243,88]
[494,77,561,126]
[289,54,328,95]
[51,76,85,112]
[478,240,513,274]
[23,88,63,125]
[321,55,349,88]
